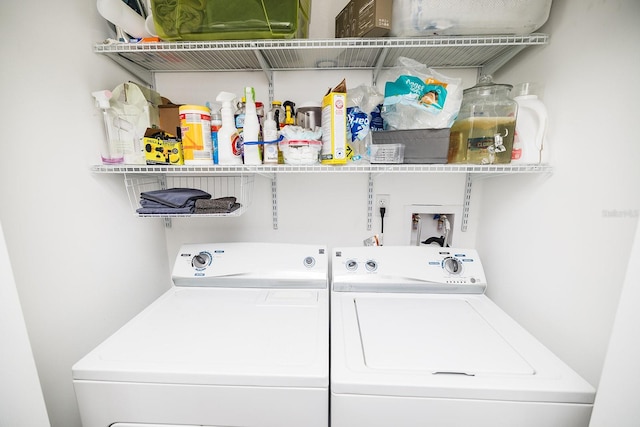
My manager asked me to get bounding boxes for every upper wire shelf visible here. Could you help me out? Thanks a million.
[94,34,549,74]
[91,163,553,175]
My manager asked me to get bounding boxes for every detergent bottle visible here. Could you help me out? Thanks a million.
[215,91,243,165]
[242,87,262,165]
[511,82,548,164]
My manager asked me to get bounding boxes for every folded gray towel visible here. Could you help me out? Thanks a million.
[195,196,237,210]
[140,188,211,208]
[195,202,241,214]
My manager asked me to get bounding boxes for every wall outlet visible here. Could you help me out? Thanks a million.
[376,194,390,216]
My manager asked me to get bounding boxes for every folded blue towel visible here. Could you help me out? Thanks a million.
[136,200,196,215]
[140,188,211,208]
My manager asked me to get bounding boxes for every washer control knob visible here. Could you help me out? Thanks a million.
[303,256,316,268]
[346,259,358,271]
[192,251,212,269]
[443,257,462,275]
[365,260,378,272]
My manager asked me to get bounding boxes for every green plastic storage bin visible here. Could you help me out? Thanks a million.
[151,0,311,41]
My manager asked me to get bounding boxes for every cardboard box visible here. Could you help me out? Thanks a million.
[335,0,392,38]
[143,129,184,165]
[372,129,450,164]
[321,91,348,165]
[158,97,182,135]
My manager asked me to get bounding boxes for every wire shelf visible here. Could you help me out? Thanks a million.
[124,174,254,218]
[94,35,549,73]
[96,163,553,175]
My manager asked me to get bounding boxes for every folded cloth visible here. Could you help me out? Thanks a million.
[195,202,241,215]
[136,201,196,215]
[140,188,211,208]
[194,196,237,210]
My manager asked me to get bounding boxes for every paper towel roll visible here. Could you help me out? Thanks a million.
[97,0,151,39]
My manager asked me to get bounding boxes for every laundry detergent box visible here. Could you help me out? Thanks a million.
[321,80,348,165]
[143,129,184,165]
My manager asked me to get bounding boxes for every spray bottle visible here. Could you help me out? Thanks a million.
[242,87,262,165]
[283,101,296,126]
[92,90,124,164]
[263,110,279,164]
[215,91,243,165]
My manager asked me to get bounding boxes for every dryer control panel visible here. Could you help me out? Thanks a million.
[172,242,328,289]
[332,246,487,294]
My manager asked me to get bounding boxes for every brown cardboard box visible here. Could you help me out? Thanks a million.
[158,97,182,136]
[335,0,392,38]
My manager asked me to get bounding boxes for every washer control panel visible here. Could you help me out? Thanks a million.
[333,246,487,293]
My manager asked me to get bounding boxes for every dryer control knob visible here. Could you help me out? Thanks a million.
[192,251,212,270]
[443,256,462,275]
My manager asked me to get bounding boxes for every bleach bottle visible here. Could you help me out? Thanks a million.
[242,87,262,165]
[215,91,243,165]
[511,83,548,164]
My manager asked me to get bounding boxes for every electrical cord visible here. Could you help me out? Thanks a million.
[380,206,386,234]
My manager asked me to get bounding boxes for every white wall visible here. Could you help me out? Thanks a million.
[0,1,638,426]
[589,217,640,426]
[0,221,50,427]
[482,0,640,386]
[0,2,172,427]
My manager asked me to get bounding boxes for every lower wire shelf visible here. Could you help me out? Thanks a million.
[125,174,255,218]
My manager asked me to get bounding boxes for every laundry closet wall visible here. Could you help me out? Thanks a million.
[0,1,638,427]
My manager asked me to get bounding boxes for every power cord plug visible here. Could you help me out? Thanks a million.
[380,206,386,234]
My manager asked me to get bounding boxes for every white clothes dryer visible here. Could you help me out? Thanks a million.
[73,242,328,427]
[331,246,595,427]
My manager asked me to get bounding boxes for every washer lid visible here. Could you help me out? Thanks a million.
[73,287,328,388]
[355,297,534,375]
[332,292,595,403]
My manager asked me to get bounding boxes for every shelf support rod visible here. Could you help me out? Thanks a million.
[372,47,390,87]
[271,174,278,230]
[253,48,274,103]
[461,173,472,232]
[481,45,527,77]
[107,54,154,87]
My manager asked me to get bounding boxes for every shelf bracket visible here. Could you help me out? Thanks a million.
[108,54,154,87]
[367,173,374,231]
[253,48,274,103]
[461,173,472,232]
[271,174,278,230]
[481,45,527,77]
[158,174,172,229]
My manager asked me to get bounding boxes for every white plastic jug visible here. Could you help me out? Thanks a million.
[512,84,548,164]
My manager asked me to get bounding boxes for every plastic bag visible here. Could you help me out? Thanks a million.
[346,85,385,161]
[381,57,462,129]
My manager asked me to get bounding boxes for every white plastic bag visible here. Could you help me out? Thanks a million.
[381,57,462,129]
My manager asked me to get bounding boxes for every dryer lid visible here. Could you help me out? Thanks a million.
[73,287,328,388]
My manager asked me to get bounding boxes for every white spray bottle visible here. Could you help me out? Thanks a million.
[215,91,243,165]
[92,90,124,164]
[242,87,262,165]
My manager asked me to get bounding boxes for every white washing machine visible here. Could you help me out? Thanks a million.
[331,246,595,427]
[73,242,328,427]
